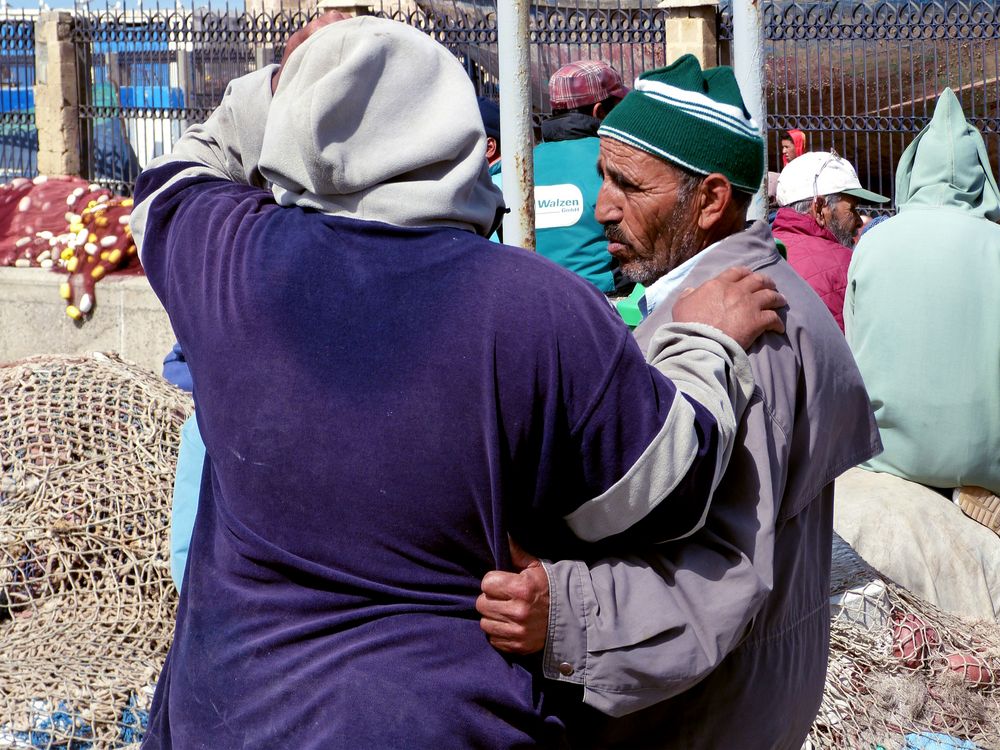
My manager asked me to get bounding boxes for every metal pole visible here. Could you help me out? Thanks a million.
[496,0,535,249]
[732,0,767,221]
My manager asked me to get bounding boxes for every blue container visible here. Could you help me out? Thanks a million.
[0,86,33,112]
[118,86,184,109]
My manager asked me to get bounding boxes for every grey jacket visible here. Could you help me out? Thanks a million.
[541,221,882,749]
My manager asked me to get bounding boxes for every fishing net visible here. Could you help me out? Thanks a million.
[0,353,191,749]
[807,534,1000,750]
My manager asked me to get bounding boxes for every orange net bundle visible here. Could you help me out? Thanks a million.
[0,176,139,321]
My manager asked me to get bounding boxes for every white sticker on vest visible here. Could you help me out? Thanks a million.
[535,184,584,229]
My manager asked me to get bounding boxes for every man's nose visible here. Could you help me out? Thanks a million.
[595,186,620,225]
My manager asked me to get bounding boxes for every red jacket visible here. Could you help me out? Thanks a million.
[771,207,852,331]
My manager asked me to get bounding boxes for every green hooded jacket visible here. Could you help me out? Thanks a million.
[845,88,1000,493]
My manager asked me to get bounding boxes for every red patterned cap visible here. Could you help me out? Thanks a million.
[549,60,629,110]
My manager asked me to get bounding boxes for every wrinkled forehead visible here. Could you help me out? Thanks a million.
[598,136,661,173]
[597,135,689,190]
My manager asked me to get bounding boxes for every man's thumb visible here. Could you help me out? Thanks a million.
[508,536,540,571]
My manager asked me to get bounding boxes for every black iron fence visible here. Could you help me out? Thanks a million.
[71,8,308,193]
[0,14,36,181]
[0,1,997,202]
[65,0,686,192]
[718,0,1000,206]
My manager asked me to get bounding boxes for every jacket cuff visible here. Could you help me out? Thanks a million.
[541,559,589,686]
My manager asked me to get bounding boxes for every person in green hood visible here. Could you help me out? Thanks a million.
[838,88,1000,617]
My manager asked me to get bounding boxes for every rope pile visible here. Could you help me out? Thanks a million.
[0,353,190,749]
[809,534,1000,749]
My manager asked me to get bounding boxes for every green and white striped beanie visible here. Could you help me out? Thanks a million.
[598,55,765,193]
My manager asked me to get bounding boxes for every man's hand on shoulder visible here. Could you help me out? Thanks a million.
[476,538,549,655]
[672,266,787,349]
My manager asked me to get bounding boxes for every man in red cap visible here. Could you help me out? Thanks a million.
[531,60,629,293]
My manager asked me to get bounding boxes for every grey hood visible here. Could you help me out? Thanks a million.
[895,87,1000,220]
[258,16,504,236]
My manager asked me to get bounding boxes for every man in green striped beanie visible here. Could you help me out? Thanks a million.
[477,54,881,750]
[594,54,765,291]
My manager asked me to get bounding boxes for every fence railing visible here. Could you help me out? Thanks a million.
[66,0,689,193]
[0,0,997,204]
[718,0,1000,202]
[0,14,36,181]
[71,8,311,193]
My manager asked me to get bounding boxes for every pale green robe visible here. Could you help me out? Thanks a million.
[845,88,1000,494]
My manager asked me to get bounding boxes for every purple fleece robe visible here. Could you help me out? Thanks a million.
[136,163,722,750]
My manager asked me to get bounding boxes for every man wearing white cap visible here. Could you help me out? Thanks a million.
[773,151,888,331]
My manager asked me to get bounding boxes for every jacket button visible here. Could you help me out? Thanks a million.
[558,662,574,676]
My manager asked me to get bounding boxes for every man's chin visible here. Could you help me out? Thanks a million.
[830,222,858,249]
[619,262,660,287]
[834,232,856,250]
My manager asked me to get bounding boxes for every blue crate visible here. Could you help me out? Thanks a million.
[117,86,184,109]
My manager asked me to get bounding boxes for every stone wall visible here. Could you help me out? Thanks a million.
[658,0,719,68]
[0,268,176,375]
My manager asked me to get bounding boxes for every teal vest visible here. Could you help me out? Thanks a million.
[532,136,615,293]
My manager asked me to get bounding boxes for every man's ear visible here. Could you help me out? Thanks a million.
[696,174,734,231]
[810,195,828,225]
[591,101,607,120]
[486,137,499,163]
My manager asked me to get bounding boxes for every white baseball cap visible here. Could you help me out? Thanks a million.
[776,151,888,206]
